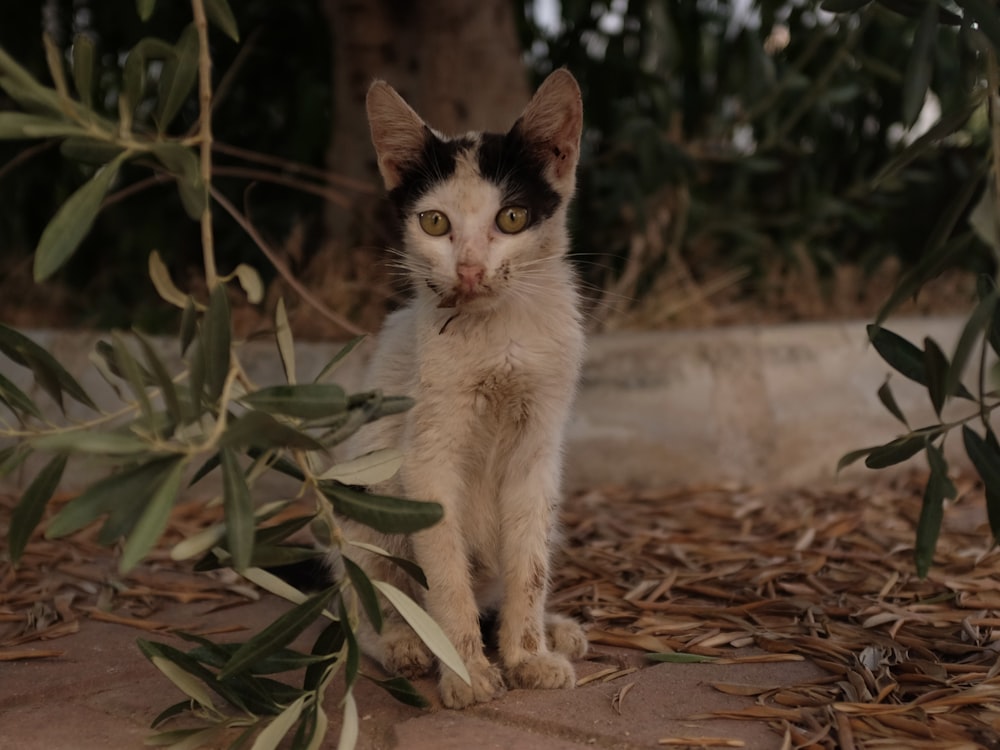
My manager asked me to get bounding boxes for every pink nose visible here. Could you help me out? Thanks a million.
[456,263,485,292]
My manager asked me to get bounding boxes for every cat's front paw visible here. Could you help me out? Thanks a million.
[506,652,576,690]
[439,661,506,709]
[381,627,434,679]
[546,613,588,660]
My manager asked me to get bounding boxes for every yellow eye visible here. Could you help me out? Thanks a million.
[418,210,451,236]
[496,206,529,234]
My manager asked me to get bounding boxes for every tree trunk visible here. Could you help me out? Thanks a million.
[289,0,530,338]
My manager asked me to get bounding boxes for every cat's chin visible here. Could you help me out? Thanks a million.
[435,289,498,310]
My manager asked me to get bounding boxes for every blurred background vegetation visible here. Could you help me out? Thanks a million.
[0,0,992,336]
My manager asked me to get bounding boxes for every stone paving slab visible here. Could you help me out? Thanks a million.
[0,595,824,749]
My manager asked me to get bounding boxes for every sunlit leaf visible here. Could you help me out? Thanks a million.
[373,580,470,685]
[71,34,95,108]
[250,695,305,750]
[8,454,66,564]
[242,566,311,607]
[915,443,955,577]
[221,447,254,572]
[305,705,329,750]
[241,384,348,419]
[150,656,215,709]
[119,457,185,572]
[34,151,129,281]
[218,586,337,680]
[318,448,403,486]
[233,264,263,304]
[205,0,241,42]
[336,691,358,750]
[320,481,443,534]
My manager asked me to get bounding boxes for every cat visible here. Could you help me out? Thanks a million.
[338,68,587,710]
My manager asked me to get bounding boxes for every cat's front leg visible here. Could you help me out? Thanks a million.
[496,448,580,691]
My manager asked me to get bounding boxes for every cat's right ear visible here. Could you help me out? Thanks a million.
[366,81,429,191]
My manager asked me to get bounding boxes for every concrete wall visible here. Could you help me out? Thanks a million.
[0,317,974,492]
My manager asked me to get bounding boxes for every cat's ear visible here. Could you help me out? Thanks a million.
[367,81,428,191]
[513,68,583,190]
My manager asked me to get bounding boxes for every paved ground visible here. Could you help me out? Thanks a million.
[0,594,824,749]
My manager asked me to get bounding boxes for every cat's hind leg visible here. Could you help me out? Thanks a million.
[545,612,588,660]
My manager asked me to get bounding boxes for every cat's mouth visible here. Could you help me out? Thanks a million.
[428,280,496,309]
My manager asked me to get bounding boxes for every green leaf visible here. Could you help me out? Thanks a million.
[203,284,232,403]
[42,32,70,101]
[922,337,949,417]
[318,448,403,486]
[149,143,205,219]
[8,454,67,564]
[156,24,198,131]
[320,482,443,534]
[148,250,189,309]
[646,652,719,663]
[234,264,264,304]
[205,0,241,42]
[0,323,97,411]
[221,411,325,452]
[864,433,929,469]
[275,298,296,385]
[837,445,879,473]
[348,540,428,589]
[59,137,124,165]
[362,674,430,708]
[373,580,470,685]
[112,332,154,427]
[71,34,95,108]
[963,426,1000,544]
[876,377,908,427]
[34,152,128,281]
[0,112,79,140]
[218,586,337,680]
[134,330,182,426]
[119,457,185,572]
[46,457,180,538]
[945,289,997,402]
[868,325,973,399]
[31,430,149,456]
[915,443,955,577]
[136,0,156,22]
[873,171,983,326]
[901,0,937,128]
[304,620,344,692]
[221,447,254,572]
[150,655,215,709]
[341,599,360,689]
[337,691,359,750]
[179,296,197,356]
[0,370,42,420]
[0,444,31,480]
[343,556,383,633]
[241,384,348,420]
[252,696,305,750]
[137,638,249,712]
[314,335,366,382]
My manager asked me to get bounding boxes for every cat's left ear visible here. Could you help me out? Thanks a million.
[513,68,583,191]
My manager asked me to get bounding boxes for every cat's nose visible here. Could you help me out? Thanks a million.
[456,263,485,292]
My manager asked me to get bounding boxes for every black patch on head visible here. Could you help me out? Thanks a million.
[387,129,474,219]
[477,128,561,227]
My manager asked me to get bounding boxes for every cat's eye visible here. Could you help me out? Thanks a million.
[418,210,451,236]
[496,206,529,234]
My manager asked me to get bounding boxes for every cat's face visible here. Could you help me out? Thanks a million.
[366,70,583,310]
